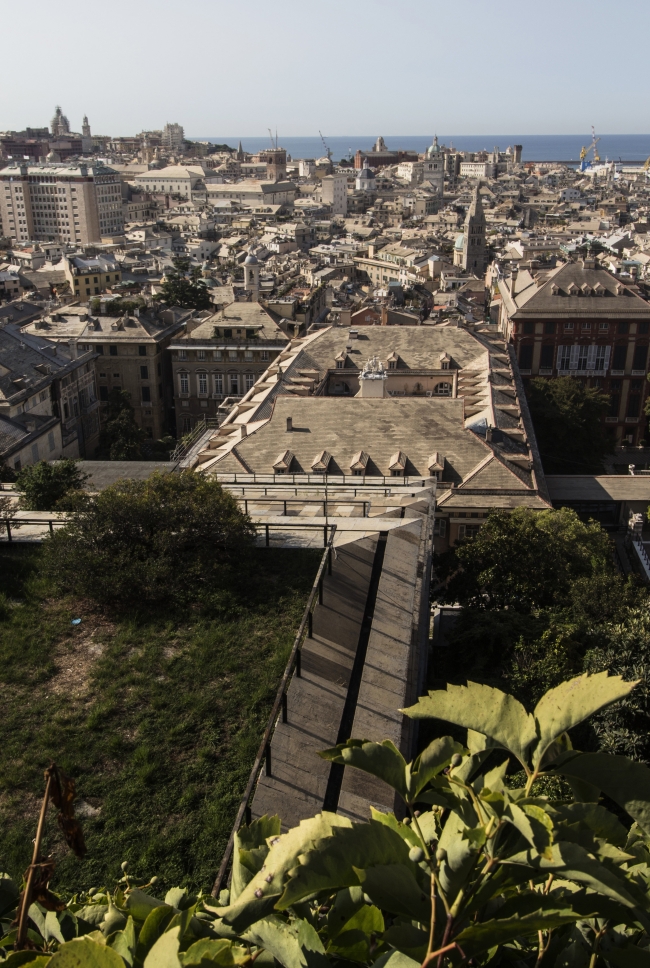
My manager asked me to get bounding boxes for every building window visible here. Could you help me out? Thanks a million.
[540,344,554,368]
[523,321,535,334]
[245,373,254,391]
[214,373,223,394]
[519,344,533,369]
[229,350,238,361]
[434,382,452,395]
[142,386,151,402]
[612,345,627,370]
[139,345,147,356]
[99,385,109,401]
[633,344,648,371]
[627,391,641,418]
[618,322,629,334]
[198,373,208,395]
[140,365,149,380]
[179,373,189,394]
[197,350,206,361]
[178,350,187,361]
[109,345,117,356]
[434,518,447,537]
[640,322,650,335]
[245,350,253,360]
[544,321,556,334]
[230,375,239,394]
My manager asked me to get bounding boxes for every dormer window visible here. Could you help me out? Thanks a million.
[336,359,344,369]
[551,284,559,295]
[441,361,449,370]
[388,360,396,370]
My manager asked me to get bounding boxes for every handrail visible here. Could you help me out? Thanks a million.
[240,497,369,518]
[218,473,434,487]
[211,525,337,898]
[1,518,66,541]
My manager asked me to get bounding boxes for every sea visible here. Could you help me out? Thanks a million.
[190,134,650,165]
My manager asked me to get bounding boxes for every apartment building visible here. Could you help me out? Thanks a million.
[1,319,100,466]
[498,259,650,445]
[22,305,190,440]
[0,162,124,244]
[168,302,290,436]
[61,253,122,298]
[321,173,348,216]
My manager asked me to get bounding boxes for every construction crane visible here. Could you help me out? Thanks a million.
[319,130,332,162]
[580,126,601,171]
[643,155,650,171]
[267,128,277,149]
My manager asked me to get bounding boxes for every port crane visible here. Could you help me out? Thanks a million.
[319,130,332,162]
[579,126,601,171]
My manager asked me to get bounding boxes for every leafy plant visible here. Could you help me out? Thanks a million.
[527,376,613,473]
[97,389,146,461]
[15,460,89,512]
[155,259,211,311]
[5,675,650,968]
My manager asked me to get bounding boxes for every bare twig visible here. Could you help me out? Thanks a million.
[15,770,54,950]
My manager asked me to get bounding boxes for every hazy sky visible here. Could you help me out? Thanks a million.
[2,0,648,137]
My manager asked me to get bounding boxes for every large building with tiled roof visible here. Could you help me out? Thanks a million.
[498,258,650,445]
[190,322,551,550]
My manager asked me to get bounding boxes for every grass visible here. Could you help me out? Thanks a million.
[0,544,321,896]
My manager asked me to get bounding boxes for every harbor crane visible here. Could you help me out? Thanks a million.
[580,126,602,171]
[319,130,332,162]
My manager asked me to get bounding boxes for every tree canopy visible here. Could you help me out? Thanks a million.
[15,459,88,511]
[97,388,146,460]
[438,506,613,612]
[42,470,256,605]
[155,257,211,310]
[527,376,613,473]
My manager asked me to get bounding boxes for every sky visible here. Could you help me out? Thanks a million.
[1,0,649,138]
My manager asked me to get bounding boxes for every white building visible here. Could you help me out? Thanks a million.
[321,172,348,215]
[162,123,185,151]
[133,165,206,199]
[460,161,496,179]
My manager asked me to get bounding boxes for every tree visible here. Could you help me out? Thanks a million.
[14,459,89,511]
[42,470,256,605]
[97,388,146,460]
[8,675,650,968]
[438,507,613,612]
[155,257,211,310]
[527,376,613,474]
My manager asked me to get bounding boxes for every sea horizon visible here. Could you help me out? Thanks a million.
[189,133,650,164]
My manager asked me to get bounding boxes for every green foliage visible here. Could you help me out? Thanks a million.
[527,376,613,473]
[104,298,147,316]
[15,460,89,512]
[438,507,613,612]
[156,259,211,310]
[6,677,650,968]
[97,390,146,461]
[41,471,256,606]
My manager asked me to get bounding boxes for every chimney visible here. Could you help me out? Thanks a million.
[240,424,248,439]
[510,266,518,288]
[381,305,388,326]
[286,416,293,432]
[486,426,493,442]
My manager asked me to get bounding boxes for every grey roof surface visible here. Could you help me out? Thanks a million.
[504,262,650,319]
[546,475,650,502]
[77,461,179,490]
[217,397,491,481]
[299,326,490,373]
[175,302,288,344]
[0,323,82,404]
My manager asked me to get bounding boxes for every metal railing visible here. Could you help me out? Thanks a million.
[169,417,220,462]
[218,472,434,487]
[211,526,336,897]
[632,538,650,582]
[1,518,66,542]
[241,497,370,518]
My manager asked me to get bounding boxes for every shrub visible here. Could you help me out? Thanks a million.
[41,470,256,605]
[15,459,89,511]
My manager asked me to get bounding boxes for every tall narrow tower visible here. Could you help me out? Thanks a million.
[82,116,91,138]
[461,187,487,274]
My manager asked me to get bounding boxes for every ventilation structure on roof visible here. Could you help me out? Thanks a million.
[311,450,331,473]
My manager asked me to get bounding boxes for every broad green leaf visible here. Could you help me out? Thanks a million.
[319,739,408,800]
[532,673,637,768]
[237,814,281,851]
[278,819,410,910]
[454,908,580,958]
[49,938,126,968]
[437,809,479,906]
[123,889,166,922]
[504,840,646,913]
[76,905,108,927]
[402,682,537,770]
[327,887,365,942]
[0,873,19,918]
[208,813,351,933]
[164,889,186,909]
[182,939,250,966]
[243,916,328,968]
[143,925,182,968]
[552,752,650,834]
[354,864,430,922]
[372,951,420,968]
[368,808,420,847]
[552,803,628,847]
[45,909,66,945]
[137,905,176,956]
[408,736,464,799]
[382,924,428,961]
[603,944,650,968]
[328,904,383,964]
[108,916,136,967]
[505,803,553,859]
[2,955,51,968]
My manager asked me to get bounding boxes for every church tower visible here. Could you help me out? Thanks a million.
[461,187,487,274]
[82,115,91,138]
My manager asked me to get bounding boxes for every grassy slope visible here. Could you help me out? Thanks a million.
[0,545,320,895]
